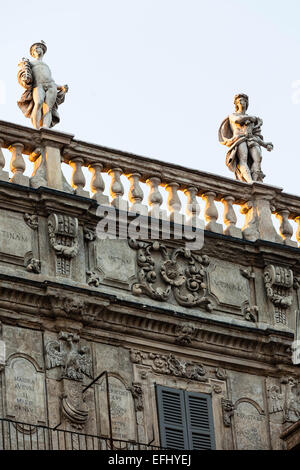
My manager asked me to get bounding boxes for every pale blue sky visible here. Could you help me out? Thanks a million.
[1,0,300,195]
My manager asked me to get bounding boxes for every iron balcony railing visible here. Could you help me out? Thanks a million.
[0,418,163,451]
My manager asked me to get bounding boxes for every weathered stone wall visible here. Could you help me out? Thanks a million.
[0,182,299,450]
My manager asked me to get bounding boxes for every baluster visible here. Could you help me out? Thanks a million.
[69,156,89,197]
[127,172,148,215]
[184,186,201,227]
[294,216,300,246]
[8,142,29,186]
[88,162,109,205]
[165,182,184,224]
[108,167,128,211]
[276,209,297,247]
[146,177,166,219]
[221,195,242,238]
[0,139,9,182]
[202,191,222,233]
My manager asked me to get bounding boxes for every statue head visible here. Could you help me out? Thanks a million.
[234,93,249,112]
[30,40,47,59]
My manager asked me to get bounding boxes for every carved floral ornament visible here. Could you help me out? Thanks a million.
[128,239,213,310]
[130,349,207,382]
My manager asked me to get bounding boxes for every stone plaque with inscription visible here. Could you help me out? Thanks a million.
[209,261,250,307]
[95,239,136,285]
[98,376,136,446]
[0,210,32,258]
[234,401,269,450]
[5,357,46,425]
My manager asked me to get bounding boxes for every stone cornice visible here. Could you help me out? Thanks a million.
[0,274,295,374]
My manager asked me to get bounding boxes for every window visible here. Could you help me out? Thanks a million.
[156,385,216,450]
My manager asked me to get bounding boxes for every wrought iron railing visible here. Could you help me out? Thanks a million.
[0,418,163,451]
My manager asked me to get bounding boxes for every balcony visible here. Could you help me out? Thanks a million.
[0,418,164,451]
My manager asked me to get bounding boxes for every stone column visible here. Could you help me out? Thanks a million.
[9,142,29,186]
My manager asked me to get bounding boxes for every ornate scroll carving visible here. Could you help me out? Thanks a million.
[175,323,197,345]
[221,398,235,427]
[48,213,79,276]
[128,239,213,311]
[130,349,207,382]
[264,265,293,325]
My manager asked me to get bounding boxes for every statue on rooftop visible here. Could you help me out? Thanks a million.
[17,41,68,130]
[218,94,273,183]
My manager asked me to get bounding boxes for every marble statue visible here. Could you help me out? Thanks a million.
[17,41,68,129]
[218,94,273,183]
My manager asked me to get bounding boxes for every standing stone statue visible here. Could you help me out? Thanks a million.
[17,41,68,129]
[218,94,273,183]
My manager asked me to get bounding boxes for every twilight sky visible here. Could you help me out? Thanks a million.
[1,0,300,196]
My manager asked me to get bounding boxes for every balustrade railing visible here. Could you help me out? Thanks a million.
[0,119,300,246]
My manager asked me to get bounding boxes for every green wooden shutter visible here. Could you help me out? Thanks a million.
[156,386,215,450]
[156,385,189,449]
[185,392,216,450]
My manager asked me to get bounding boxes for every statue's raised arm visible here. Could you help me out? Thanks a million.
[218,94,273,183]
[17,41,69,130]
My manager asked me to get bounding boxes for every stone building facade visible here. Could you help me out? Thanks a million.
[0,119,299,450]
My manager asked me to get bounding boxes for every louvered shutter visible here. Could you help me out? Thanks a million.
[156,385,189,449]
[185,392,216,450]
[156,386,216,450]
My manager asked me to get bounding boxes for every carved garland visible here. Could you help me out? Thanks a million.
[128,239,213,310]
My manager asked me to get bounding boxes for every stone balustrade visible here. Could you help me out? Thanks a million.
[0,119,300,246]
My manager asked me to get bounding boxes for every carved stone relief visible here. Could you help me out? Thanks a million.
[174,323,197,345]
[48,213,79,276]
[48,294,100,324]
[130,350,207,382]
[24,213,38,230]
[45,331,92,381]
[221,398,234,427]
[267,377,300,424]
[129,239,212,310]
[45,332,92,429]
[264,265,293,325]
